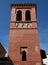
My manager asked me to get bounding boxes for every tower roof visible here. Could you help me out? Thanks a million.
[10,3,37,9]
[11,3,36,6]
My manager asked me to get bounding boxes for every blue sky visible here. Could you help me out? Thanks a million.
[0,0,48,56]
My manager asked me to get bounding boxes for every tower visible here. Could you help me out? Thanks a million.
[8,4,42,65]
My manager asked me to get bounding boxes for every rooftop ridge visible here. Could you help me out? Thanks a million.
[11,3,36,7]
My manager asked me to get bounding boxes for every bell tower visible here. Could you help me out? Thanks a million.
[8,4,42,65]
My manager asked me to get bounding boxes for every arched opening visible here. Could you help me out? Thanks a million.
[22,51,26,61]
[16,10,22,21]
[25,10,31,21]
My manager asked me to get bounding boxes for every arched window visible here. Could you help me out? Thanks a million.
[16,10,22,21]
[22,51,26,61]
[26,10,31,21]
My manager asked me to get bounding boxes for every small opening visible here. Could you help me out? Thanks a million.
[20,46,28,61]
[22,51,26,61]
[25,10,31,21]
[16,10,22,21]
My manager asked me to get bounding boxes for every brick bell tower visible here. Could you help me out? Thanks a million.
[8,4,42,65]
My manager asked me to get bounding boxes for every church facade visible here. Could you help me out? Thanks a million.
[8,4,42,65]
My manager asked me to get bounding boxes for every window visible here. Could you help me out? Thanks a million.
[20,47,28,61]
[22,51,26,61]
[16,10,22,21]
[26,10,31,21]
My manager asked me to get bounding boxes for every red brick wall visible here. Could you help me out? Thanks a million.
[8,4,42,65]
[8,29,42,65]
